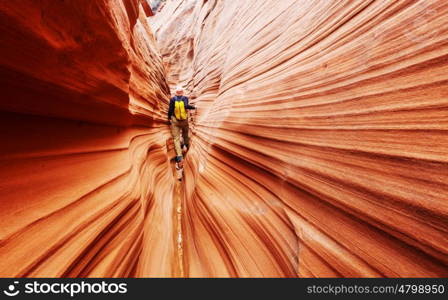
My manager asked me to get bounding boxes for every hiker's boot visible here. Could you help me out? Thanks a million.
[175,156,184,180]
[175,162,183,181]
[175,156,184,168]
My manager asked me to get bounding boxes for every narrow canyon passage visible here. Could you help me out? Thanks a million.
[0,0,447,278]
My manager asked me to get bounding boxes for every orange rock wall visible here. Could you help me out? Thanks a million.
[0,0,447,278]
[152,0,448,277]
[0,0,179,277]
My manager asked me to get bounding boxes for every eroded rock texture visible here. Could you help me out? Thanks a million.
[0,0,180,277]
[1,0,447,278]
[152,0,448,277]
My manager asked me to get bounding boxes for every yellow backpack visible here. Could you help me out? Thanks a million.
[174,98,187,120]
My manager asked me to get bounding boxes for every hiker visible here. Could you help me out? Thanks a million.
[168,86,196,168]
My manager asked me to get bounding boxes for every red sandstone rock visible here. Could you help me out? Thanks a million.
[0,0,178,277]
[0,0,447,278]
[152,0,448,277]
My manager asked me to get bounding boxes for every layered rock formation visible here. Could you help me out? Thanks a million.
[1,0,447,278]
[152,0,448,277]
[0,0,180,277]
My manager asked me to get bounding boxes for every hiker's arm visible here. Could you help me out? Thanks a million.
[167,98,174,119]
[185,97,196,109]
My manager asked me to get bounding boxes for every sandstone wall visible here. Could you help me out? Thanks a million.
[152,0,448,277]
[0,0,178,277]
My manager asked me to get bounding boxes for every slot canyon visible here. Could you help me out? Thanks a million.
[0,0,447,278]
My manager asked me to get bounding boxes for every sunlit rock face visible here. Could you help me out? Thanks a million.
[152,0,448,277]
[0,0,179,277]
[1,0,447,278]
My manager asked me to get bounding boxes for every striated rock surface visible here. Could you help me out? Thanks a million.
[0,0,180,277]
[1,0,447,278]
[152,0,448,277]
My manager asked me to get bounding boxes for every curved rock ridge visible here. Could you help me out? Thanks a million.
[0,0,180,277]
[152,0,448,277]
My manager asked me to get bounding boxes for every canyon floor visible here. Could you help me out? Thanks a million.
[0,0,447,277]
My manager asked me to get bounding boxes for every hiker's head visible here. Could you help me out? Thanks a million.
[175,86,184,96]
